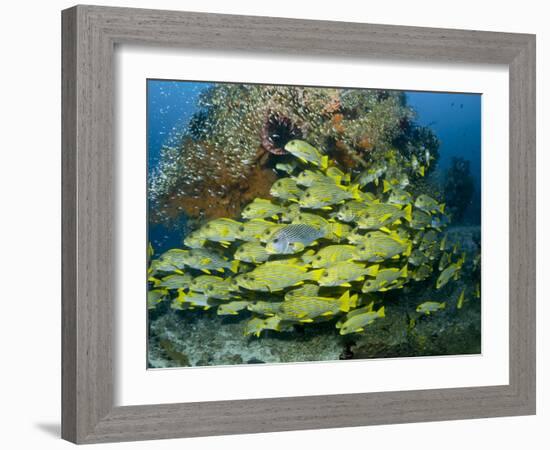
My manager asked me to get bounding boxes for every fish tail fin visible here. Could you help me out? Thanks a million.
[441,302,446,309]
[148,276,161,286]
[378,306,385,318]
[439,203,446,214]
[230,260,240,273]
[321,155,329,170]
[307,269,324,282]
[348,183,361,200]
[404,242,412,257]
[404,204,412,222]
[339,291,351,312]
[344,172,351,184]
[401,264,408,278]
[383,179,392,193]
[419,166,425,177]
[350,293,359,309]
[366,264,379,276]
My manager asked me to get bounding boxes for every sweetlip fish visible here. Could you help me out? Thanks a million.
[279,291,357,322]
[270,177,302,201]
[284,284,320,300]
[299,182,360,210]
[335,200,370,222]
[284,140,328,169]
[362,265,408,293]
[356,203,412,231]
[189,275,236,300]
[236,219,277,242]
[154,249,190,273]
[265,224,325,254]
[241,198,286,220]
[234,241,270,264]
[196,218,241,246]
[318,261,380,287]
[247,301,283,316]
[356,162,387,187]
[233,262,323,292]
[244,316,292,337]
[217,300,250,315]
[294,169,332,187]
[416,301,446,314]
[183,230,206,248]
[184,248,240,274]
[302,244,357,268]
[172,289,213,310]
[147,289,168,309]
[415,194,445,215]
[436,256,464,289]
[155,273,193,290]
[352,231,412,262]
[337,303,385,335]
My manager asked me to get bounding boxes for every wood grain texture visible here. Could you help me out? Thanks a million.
[61,5,536,444]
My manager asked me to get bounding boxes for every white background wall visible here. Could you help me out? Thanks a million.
[0,0,546,448]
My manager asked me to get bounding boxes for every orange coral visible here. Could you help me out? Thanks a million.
[158,156,277,222]
[322,95,341,116]
[332,140,358,169]
[357,135,373,151]
[331,113,346,134]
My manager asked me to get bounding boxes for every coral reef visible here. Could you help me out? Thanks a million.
[443,157,476,223]
[148,84,439,223]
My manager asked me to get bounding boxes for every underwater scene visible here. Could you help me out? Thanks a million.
[147,80,481,368]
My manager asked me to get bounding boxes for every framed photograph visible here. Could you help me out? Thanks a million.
[62,5,536,444]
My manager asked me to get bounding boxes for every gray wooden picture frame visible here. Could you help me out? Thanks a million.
[61,5,536,444]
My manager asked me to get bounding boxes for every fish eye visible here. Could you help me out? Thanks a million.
[205,224,210,229]
[323,273,328,277]
[273,238,279,243]
[239,226,244,232]
[360,246,366,250]
[207,285,213,291]
[306,193,311,197]
[367,233,372,238]
[315,256,322,260]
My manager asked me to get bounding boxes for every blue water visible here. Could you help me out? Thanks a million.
[147,80,212,169]
[406,92,481,189]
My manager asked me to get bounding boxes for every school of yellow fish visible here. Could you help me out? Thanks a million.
[148,140,473,337]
